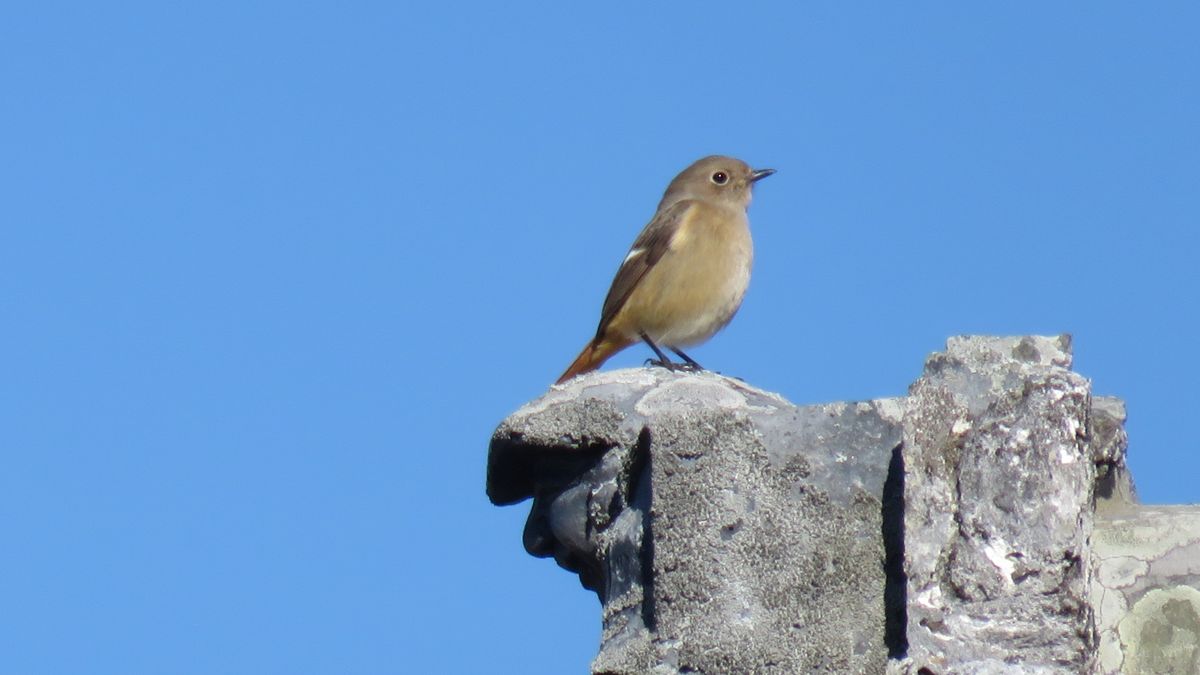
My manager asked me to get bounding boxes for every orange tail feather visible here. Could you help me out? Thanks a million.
[556,336,633,384]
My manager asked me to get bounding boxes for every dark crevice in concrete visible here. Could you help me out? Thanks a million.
[631,426,657,632]
[883,442,909,659]
[488,435,613,505]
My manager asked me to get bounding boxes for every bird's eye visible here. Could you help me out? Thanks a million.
[711,171,729,185]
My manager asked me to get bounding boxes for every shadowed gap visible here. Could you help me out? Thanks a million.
[883,442,908,658]
[629,426,656,632]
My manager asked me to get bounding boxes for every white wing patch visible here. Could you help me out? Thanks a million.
[623,248,645,264]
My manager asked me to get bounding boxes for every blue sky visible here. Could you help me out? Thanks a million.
[3,3,1197,673]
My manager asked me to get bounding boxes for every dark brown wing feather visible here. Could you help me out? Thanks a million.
[594,200,696,341]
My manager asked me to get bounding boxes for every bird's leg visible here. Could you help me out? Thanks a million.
[640,333,688,372]
[640,333,674,366]
[669,347,704,372]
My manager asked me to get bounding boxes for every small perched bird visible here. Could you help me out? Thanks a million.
[557,155,774,384]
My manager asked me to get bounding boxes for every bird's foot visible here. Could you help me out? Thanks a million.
[645,359,704,373]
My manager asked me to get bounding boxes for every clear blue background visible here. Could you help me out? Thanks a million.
[3,3,1197,673]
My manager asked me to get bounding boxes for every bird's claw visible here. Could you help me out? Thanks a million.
[645,359,703,373]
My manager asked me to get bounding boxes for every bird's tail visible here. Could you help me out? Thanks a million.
[556,336,632,384]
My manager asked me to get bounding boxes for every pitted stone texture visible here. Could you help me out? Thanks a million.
[647,407,891,674]
[902,335,1097,673]
[488,368,902,674]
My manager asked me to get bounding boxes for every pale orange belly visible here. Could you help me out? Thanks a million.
[612,220,752,348]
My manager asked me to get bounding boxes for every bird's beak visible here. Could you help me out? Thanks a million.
[750,168,776,183]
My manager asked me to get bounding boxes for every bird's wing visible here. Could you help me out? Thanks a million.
[594,199,698,340]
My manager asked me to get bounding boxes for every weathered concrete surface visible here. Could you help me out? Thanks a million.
[488,335,1199,674]
[1093,507,1200,674]
[900,335,1096,674]
[489,369,903,674]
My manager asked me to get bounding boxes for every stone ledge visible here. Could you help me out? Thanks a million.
[487,336,1199,674]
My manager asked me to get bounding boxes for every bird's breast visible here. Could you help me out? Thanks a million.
[630,207,753,347]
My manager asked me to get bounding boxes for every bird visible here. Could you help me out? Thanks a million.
[556,155,774,384]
